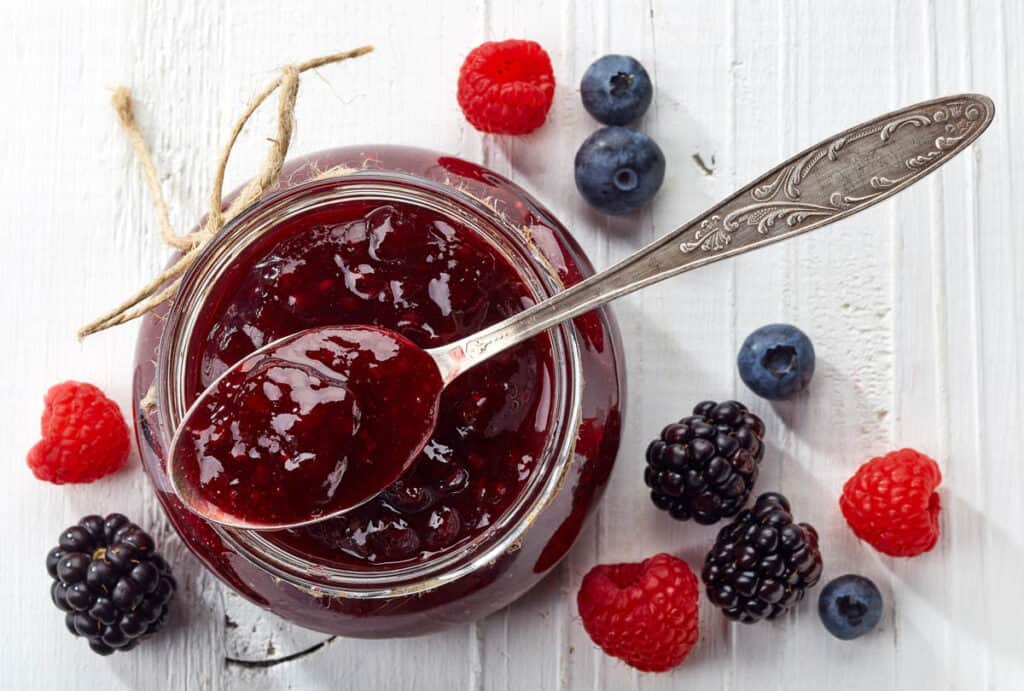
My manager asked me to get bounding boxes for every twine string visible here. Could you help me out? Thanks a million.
[78,46,373,338]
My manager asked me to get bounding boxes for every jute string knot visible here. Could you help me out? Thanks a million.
[79,46,373,339]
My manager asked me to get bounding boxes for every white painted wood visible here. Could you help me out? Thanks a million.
[2,1,1022,689]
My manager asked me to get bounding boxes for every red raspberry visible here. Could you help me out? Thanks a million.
[839,448,942,557]
[457,39,555,134]
[577,553,699,673]
[27,381,131,484]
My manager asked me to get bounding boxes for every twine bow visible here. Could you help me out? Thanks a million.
[78,46,373,338]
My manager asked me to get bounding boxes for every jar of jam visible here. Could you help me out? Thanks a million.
[133,146,624,637]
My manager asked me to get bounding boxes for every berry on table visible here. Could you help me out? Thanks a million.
[577,553,699,672]
[457,39,555,135]
[645,400,765,524]
[737,324,816,400]
[818,574,883,640]
[702,492,823,623]
[47,514,176,655]
[27,381,131,484]
[580,54,653,125]
[574,126,665,215]
[839,448,941,557]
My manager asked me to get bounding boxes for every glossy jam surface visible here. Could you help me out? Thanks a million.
[188,200,553,567]
[175,326,443,527]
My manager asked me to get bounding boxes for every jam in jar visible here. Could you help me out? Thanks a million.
[134,146,624,637]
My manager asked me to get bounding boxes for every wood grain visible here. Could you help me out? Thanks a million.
[2,1,1021,689]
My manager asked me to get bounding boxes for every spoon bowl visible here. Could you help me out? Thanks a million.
[168,325,442,530]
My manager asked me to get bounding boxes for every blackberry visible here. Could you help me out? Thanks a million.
[644,400,765,524]
[47,514,176,655]
[701,493,823,623]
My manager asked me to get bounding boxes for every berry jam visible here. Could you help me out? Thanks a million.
[174,326,443,527]
[186,200,553,567]
[136,146,625,638]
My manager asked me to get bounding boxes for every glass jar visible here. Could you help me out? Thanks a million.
[133,146,624,638]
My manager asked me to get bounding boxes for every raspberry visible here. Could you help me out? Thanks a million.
[27,381,131,484]
[577,553,699,672]
[457,39,555,134]
[839,448,942,557]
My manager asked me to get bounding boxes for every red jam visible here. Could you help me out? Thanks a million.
[174,326,443,527]
[187,200,554,566]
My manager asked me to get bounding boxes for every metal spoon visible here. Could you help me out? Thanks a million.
[169,93,993,530]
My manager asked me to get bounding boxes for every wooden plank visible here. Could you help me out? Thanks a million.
[621,3,737,690]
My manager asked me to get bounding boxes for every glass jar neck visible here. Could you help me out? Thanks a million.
[155,172,583,597]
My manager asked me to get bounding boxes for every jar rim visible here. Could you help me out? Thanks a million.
[155,170,584,598]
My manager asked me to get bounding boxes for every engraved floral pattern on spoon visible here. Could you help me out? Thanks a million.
[680,98,991,254]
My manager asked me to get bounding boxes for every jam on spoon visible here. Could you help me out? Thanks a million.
[171,325,442,529]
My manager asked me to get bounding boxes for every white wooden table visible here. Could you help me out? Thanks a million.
[3,1,1022,689]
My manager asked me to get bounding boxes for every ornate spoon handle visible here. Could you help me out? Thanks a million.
[431,94,994,383]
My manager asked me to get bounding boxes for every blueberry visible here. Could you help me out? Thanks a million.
[575,127,665,215]
[737,323,815,400]
[580,54,653,125]
[818,574,883,640]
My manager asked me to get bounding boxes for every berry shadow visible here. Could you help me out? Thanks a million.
[102,547,225,688]
[483,130,556,181]
[575,202,653,239]
[764,356,880,459]
[885,494,1024,665]
[477,129,660,254]
[756,432,835,511]
[490,82,718,247]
